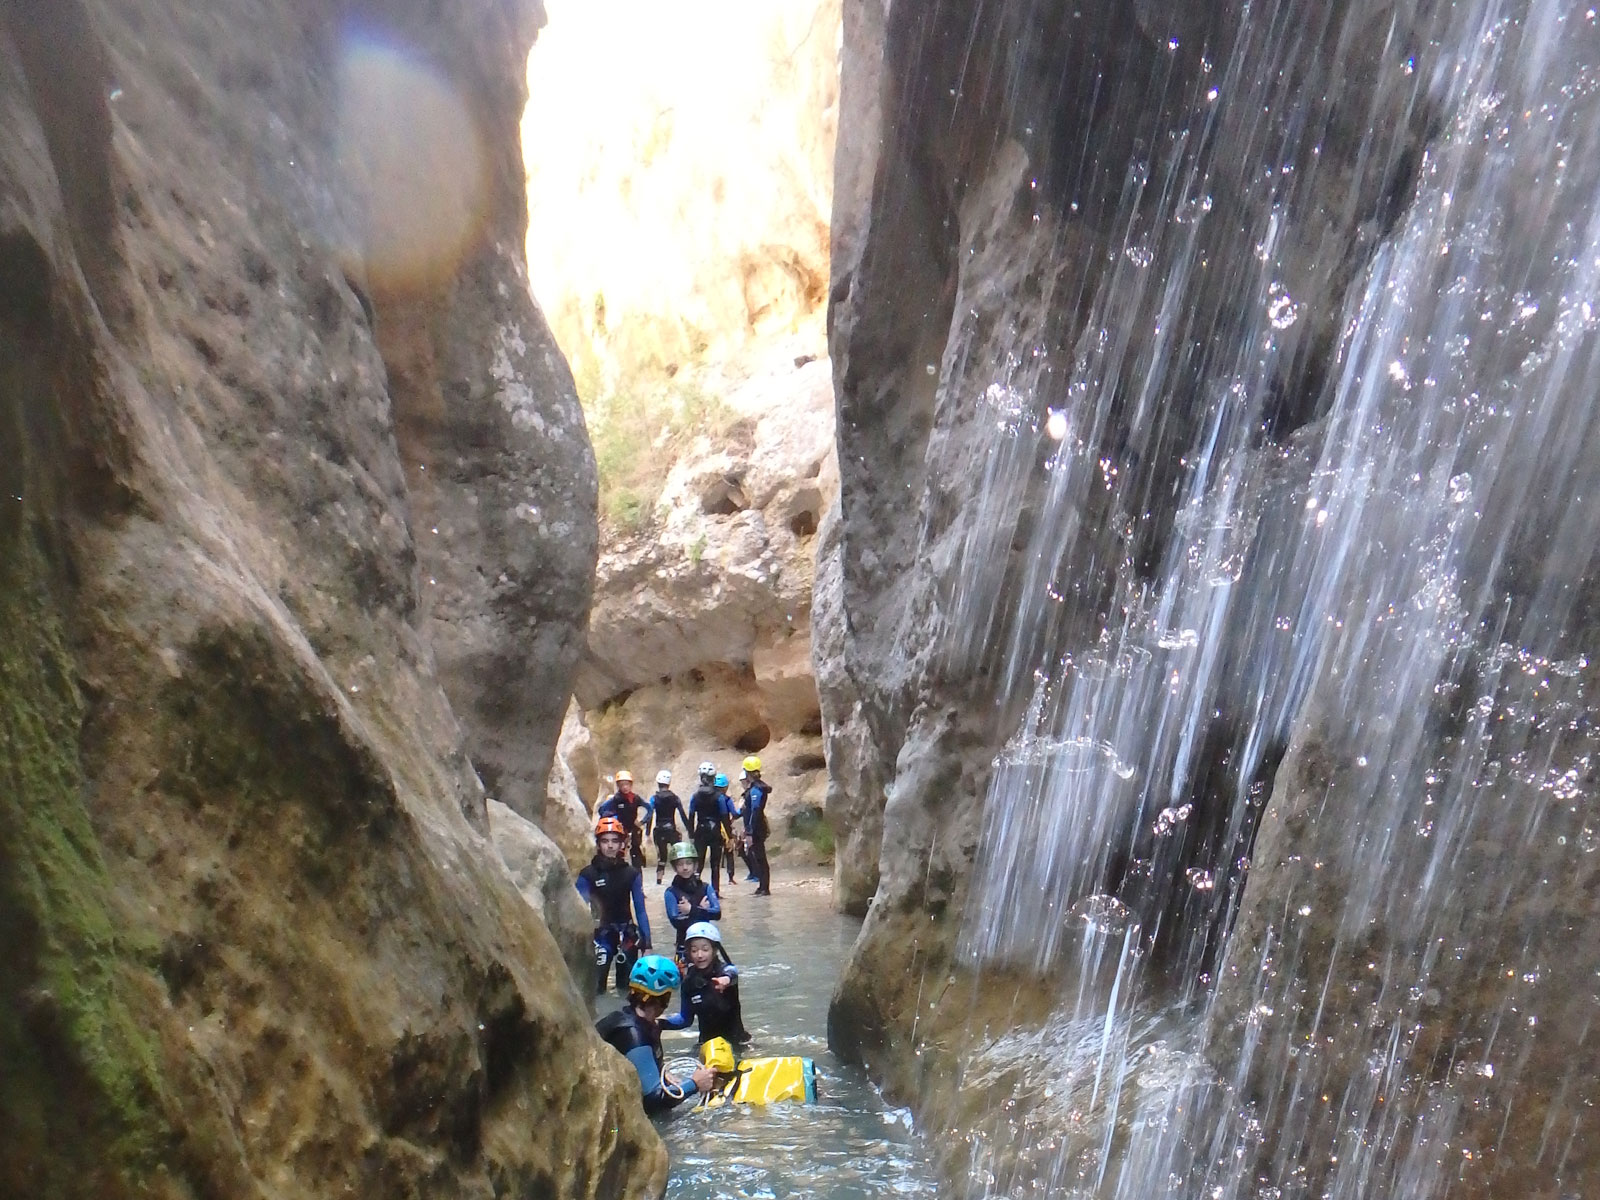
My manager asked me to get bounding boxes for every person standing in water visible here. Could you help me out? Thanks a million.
[575,816,653,994]
[595,956,714,1114]
[662,841,721,957]
[739,756,773,896]
[597,770,648,871]
[660,922,749,1046]
[713,772,740,888]
[689,761,732,893]
[645,769,686,886]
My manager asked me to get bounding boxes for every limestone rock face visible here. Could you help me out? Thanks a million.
[544,704,603,872]
[487,800,591,982]
[579,355,836,863]
[824,0,1600,1194]
[0,1,664,1196]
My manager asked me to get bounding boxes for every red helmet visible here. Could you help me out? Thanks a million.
[595,816,626,840]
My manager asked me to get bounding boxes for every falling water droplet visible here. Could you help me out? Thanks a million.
[1267,283,1300,328]
[1068,894,1135,934]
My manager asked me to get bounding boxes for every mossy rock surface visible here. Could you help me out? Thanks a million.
[0,540,172,1199]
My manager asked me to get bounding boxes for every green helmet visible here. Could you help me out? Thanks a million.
[669,840,698,863]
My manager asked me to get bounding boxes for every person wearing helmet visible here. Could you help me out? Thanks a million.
[595,955,714,1114]
[644,770,687,886]
[712,772,742,888]
[575,816,653,995]
[660,922,749,1046]
[738,756,773,896]
[597,770,649,871]
[689,764,733,892]
[663,840,721,956]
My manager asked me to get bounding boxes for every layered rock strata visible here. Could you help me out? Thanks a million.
[823,0,1600,1195]
[0,1,663,1196]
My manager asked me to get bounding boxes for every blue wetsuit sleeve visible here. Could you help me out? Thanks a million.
[722,964,738,979]
[660,988,693,1030]
[626,1046,697,1112]
[575,874,594,903]
[703,885,721,919]
[632,874,652,947]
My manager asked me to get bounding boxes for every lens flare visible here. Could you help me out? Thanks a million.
[337,37,486,293]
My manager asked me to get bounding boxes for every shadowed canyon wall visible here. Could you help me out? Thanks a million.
[0,0,664,1195]
[823,0,1600,1195]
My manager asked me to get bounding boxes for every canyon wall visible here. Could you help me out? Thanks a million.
[523,1,842,847]
[823,0,1600,1195]
[0,1,663,1196]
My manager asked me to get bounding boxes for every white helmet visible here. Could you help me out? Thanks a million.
[698,760,716,781]
[656,769,672,786]
[683,921,722,945]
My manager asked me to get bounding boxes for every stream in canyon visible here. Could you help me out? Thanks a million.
[642,880,940,1199]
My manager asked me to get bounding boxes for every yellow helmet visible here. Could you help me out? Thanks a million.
[741,756,762,774]
[614,769,633,784]
[700,1037,737,1073]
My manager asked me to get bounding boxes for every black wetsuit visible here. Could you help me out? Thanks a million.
[674,963,749,1045]
[690,784,730,891]
[599,790,649,869]
[662,873,720,953]
[595,1007,699,1114]
[575,855,649,993]
[649,788,686,873]
[740,779,773,895]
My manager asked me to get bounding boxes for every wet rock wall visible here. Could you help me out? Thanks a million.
[0,0,662,1196]
[823,0,1600,1194]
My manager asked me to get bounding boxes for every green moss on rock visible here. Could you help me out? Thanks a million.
[0,539,171,1198]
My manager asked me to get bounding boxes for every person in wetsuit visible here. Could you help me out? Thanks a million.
[575,816,653,995]
[645,769,687,886]
[597,769,648,870]
[662,841,721,957]
[713,773,741,888]
[661,921,749,1046]
[738,756,773,896]
[689,762,733,892]
[595,955,714,1114]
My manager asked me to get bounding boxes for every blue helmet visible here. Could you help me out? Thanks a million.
[629,954,681,997]
[714,772,729,788]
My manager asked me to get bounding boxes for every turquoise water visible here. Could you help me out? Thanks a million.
[635,875,942,1198]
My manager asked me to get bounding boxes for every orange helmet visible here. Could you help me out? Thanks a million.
[594,816,626,840]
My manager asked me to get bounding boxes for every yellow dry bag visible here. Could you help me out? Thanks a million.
[695,1037,817,1108]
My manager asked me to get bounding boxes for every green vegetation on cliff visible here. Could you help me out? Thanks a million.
[0,539,169,1198]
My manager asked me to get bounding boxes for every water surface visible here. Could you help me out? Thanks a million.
[647,876,941,1199]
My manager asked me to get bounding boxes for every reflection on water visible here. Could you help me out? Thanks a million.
[646,878,941,1199]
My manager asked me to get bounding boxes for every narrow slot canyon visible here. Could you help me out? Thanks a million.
[5,0,1600,1198]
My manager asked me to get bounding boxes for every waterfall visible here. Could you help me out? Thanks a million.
[940,0,1600,1193]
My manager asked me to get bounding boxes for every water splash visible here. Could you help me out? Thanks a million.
[936,0,1600,1194]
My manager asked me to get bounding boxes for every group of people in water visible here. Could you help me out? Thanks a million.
[575,757,773,1112]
